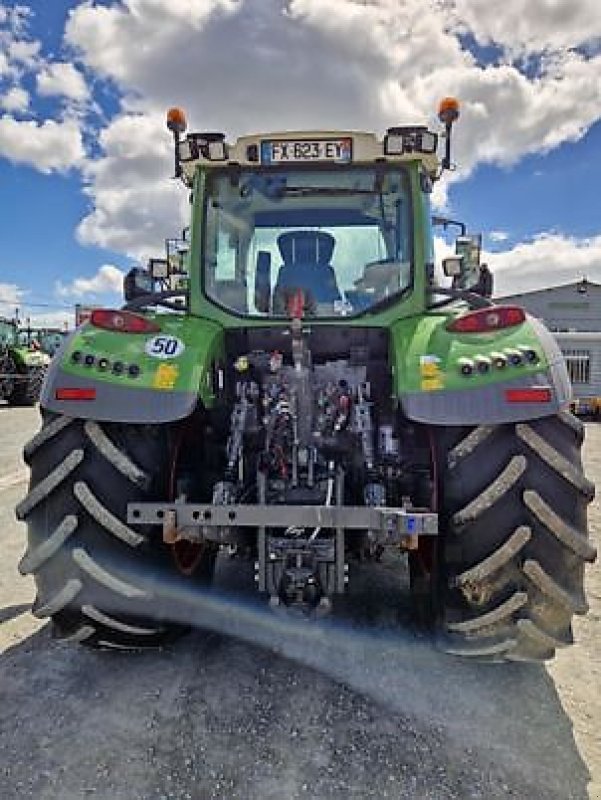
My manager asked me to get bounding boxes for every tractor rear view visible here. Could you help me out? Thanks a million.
[0,317,49,406]
[17,99,596,661]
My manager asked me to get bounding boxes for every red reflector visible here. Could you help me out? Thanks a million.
[56,388,97,401]
[90,309,160,334]
[447,305,526,333]
[505,388,552,403]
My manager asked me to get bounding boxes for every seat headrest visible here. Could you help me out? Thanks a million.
[277,231,335,266]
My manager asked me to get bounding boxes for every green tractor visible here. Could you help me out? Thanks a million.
[0,317,50,406]
[17,99,596,661]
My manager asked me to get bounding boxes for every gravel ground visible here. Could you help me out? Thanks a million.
[0,405,599,800]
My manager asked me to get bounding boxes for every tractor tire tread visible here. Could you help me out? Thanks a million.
[440,414,594,662]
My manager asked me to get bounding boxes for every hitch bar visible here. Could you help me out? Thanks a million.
[127,501,438,543]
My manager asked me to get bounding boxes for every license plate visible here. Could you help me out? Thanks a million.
[260,138,352,164]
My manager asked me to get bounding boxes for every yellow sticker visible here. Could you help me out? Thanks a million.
[421,377,444,391]
[420,362,440,378]
[153,363,179,390]
[419,355,444,389]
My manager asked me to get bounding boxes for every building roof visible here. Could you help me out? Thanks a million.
[498,278,601,301]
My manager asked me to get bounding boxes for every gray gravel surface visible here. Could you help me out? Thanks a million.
[0,405,599,800]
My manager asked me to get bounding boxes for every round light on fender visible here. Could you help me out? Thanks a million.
[167,107,187,133]
[458,358,474,376]
[519,347,539,364]
[438,97,460,125]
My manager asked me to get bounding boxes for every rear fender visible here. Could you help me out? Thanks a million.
[40,315,225,423]
[391,311,570,425]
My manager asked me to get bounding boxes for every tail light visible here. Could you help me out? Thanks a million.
[56,388,96,401]
[89,309,160,334]
[505,388,552,404]
[447,305,525,334]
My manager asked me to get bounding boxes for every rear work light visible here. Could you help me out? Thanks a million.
[447,305,526,334]
[56,388,96,401]
[505,388,552,404]
[90,309,160,334]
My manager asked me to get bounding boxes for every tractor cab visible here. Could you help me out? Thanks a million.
[200,160,414,319]
[166,105,460,325]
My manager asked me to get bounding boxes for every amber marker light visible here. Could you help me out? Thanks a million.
[167,107,187,134]
[438,96,460,125]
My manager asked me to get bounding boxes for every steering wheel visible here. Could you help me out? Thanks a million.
[123,290,188,312]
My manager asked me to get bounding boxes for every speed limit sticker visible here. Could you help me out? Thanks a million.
[145,335,185,360]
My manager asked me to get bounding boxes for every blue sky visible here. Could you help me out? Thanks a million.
[1,0,601,327]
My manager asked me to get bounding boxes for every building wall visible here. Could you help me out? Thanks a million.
[500,281,601,332]
[499,282,601,400]
[553,333,601,400]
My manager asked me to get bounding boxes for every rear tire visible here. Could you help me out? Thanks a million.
[17,412,214,649]
[8,366,45,406]
[437,412,596,662]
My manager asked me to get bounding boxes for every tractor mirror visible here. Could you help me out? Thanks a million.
[442,256,462,278]
[454,234,482,288]
[123,268,153,301]
[255,251,272,313]
[455,235,482,268]
[149,258,169,280]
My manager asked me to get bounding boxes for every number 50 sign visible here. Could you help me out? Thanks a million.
[145,335,185,359]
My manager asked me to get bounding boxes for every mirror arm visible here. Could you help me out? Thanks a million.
[427,285,494,310]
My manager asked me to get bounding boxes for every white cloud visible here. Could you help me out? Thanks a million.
[36,61,88,102]
[0,281,24,319]
[7,37,39,67]
[0,85,28,112]
[76,112,186,257]
[0,280,23,305]
[451,0,601,55]
[55,264,126,299]
[487,233,601,295]
[62,0,601,255]
[0,114,85,172]
[0,4,40,79]
[489,230,509,243]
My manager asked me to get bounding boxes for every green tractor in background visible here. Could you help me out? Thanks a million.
[17,99,596,661]
[0,316,50,406]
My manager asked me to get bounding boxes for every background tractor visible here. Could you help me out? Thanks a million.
[17,99,596,661]
[0,316,50,406]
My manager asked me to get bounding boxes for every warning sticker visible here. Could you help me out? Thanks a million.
[421,376,444,391]
[420,355,444,391]
[153,363,179,390]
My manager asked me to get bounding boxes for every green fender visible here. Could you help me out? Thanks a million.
[390,311,571,425]
[40,314,226,423]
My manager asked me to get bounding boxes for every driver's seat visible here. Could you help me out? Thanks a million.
[274,231,341,310]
